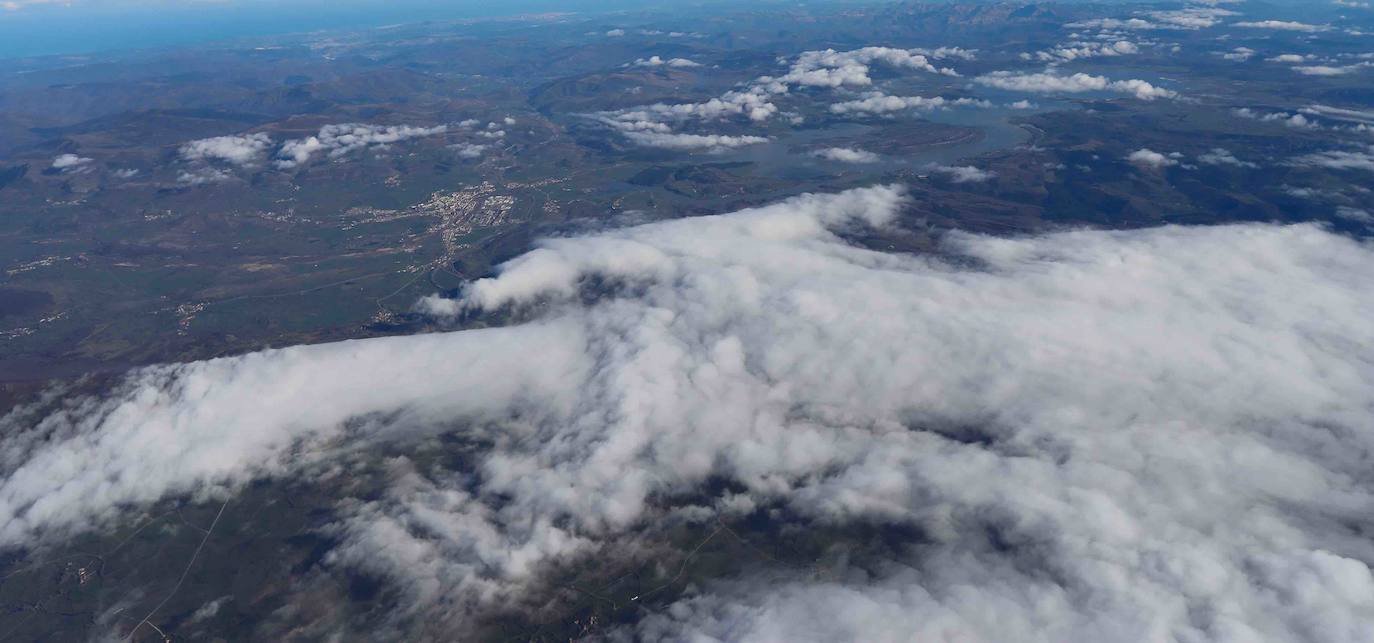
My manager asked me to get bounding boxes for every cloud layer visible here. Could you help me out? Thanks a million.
[276,123,448,169]
[4,187,1374,639]
[974,71,1177,100]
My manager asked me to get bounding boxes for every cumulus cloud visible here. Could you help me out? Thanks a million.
[622,131,769,151]
[1221,47,1256,61]
[1148,7,1236,28]
[630,56,702,68]
[776,47,962,87]
[1198,148,1258,168]
[829,92,991,115]
[1292,62,1374,76]
[973,71,1178,100]
[179,133,272,166]
[1066,8,1234,30]
[176,167,233,185]
[1233,108,1320,129]
[1234,20,1331,32]
[276,123,448,169]
[50,154,92,170]
[1066,18,1159,30]
[450,143,489,159]
[811,147,879,163]
[597,46,969,148]
[925,164,995,182]
[1036,40,1141,62]
[5,187,1374,640]
[1126,148,1180,168]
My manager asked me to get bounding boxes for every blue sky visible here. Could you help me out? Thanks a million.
[0,0,678,59]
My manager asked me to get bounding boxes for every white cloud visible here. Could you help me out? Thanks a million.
[1149,8,1236,28]
[1268,54,1313,63]
[276,123,447,169]
[926,164,995,182]
[599,46,969,148]
[450,143,489,159]
[179,133,272,166]
[50,154,91,170]
[1035,39,1142,62]
[776,47,962,87]
[1065,8,1234,31]
[973,71,1178,100]
[1066,18,1159,30]
[176,167,233,185]
[605,29,625,37]
[1127,148,1179,168]
[1233,108,1320,129]
[1336,206,1373,222]
[1292,146,1374,172]
[630,56,702,68]
[812,147,879,163]
[1302,104,1374,125]
[1198,148,1258,168]
[1221,47,1256,61]
[829,92,990,115]
[6,187,1374,639]
[1234,20,1331,33]
[1293,62,1374,76]
[622,131,769,151]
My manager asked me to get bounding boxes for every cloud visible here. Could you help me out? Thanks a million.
[1233,108,1320,129]
[1292,146,1374,172]
[179,133,272,166]
[1066,18,1159,30]
[597,45,973,148]
[1221,47,1256,62]
[176,167,233,185]
[1032,39,1142,63]
[450,143,489,159]
[1336,206,1373,223]
[829,93,991,115]
[1268,54,1313,63]
[276,123,448,169]
[5,187,1374,639]
[1234,20,1331,32]
[1302,105,1374,125]
[1065,8,1234,30]
[925,164,995,182]
[973,72,1178,100]
[50,154,92,170]
[631,56,702,68]
[605,29,625,37]
[776,47,962,87]
[1126,148,1180,168]
[0,0,62,11]
[812,147,879,163]
[1198,148,1258,168]
[1292,62,1374,76]
[622,131,769,151]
